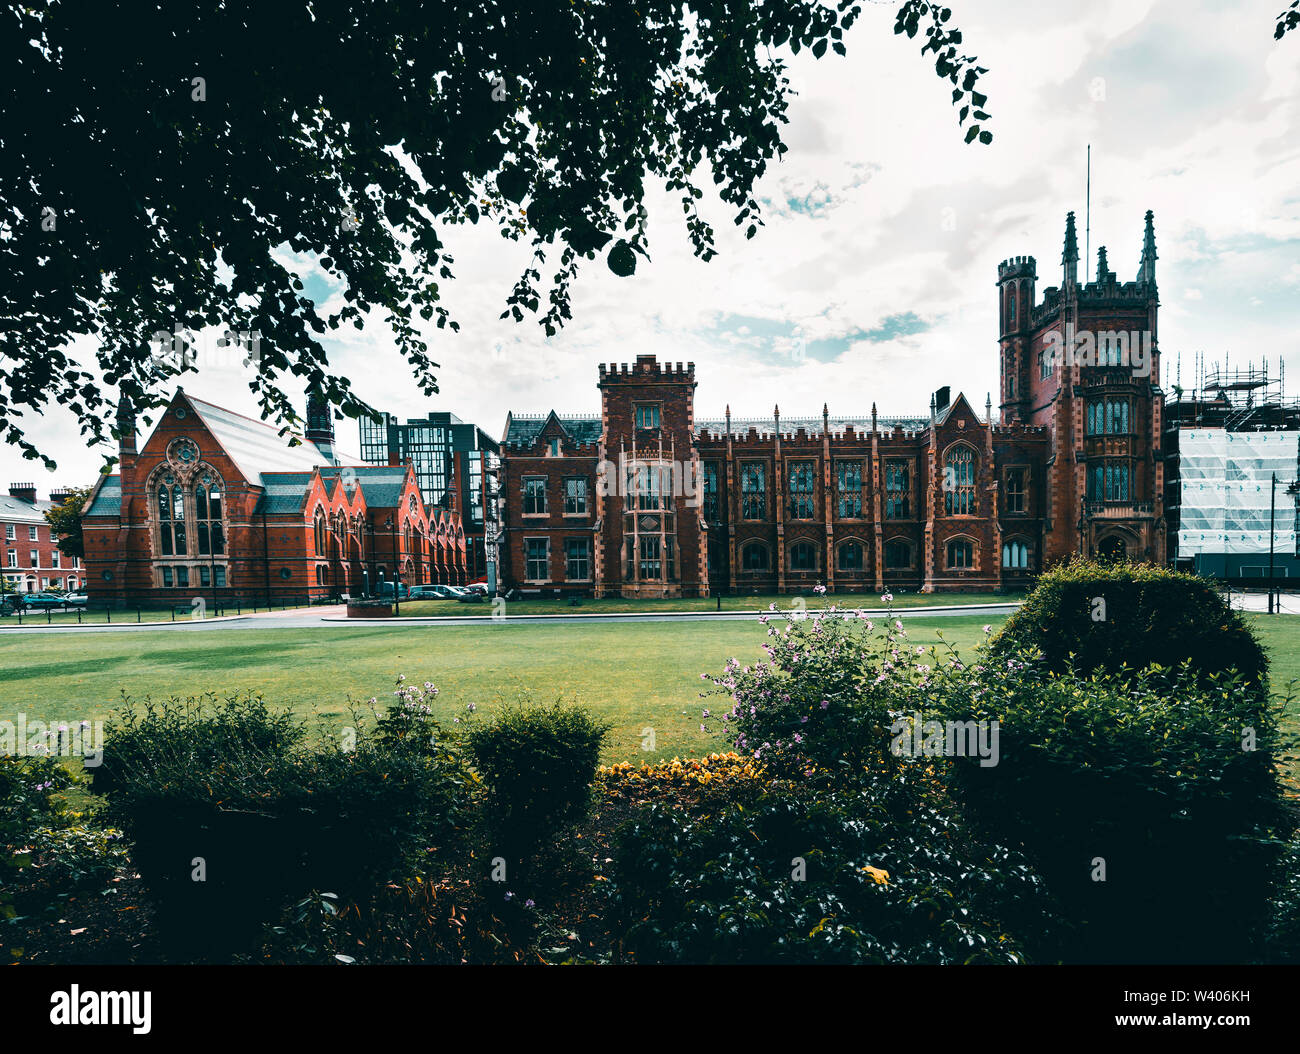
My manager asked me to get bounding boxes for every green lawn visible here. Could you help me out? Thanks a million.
[0,613,996,765]
[401,590,1023,618]
[3,611,1296,774]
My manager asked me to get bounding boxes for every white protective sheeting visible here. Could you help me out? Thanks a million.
[1176,429,1299,556]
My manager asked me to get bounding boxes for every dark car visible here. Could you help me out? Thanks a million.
[408,584,459,600]
[0,594,23,616]
[21,591,79,610]
[376,582,410,600]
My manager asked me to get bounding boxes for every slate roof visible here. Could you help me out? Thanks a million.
[319,465,411,509]
[503,413,603,447]
[83,477,121,518]
[185,393,362,484]
[251,473,314,516]
[0,493,54,523]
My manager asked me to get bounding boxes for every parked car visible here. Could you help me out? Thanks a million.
[63,593,88,608]
[455,586,485,603]
[376,582,410,599]
[0,594,23,616]
[21,591,80,610]
[408,583,460,600]
[462,582,489,597]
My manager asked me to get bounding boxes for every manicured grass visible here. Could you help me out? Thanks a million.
[400,590,1023,618]
[0,613,998,765]
[4,612,1296,776]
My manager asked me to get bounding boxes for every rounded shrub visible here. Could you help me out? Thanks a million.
[465,703,609,852]
[989,558,1269,695]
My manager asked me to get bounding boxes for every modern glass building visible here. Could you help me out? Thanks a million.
[359,411,501,583]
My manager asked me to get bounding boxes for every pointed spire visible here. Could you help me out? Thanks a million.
[116,387,137,458]
[725,404,731,437]
[985,393,993,424]
[1062,211,1079,287]
[1138,209,1157,287]
[929,392,936,424]
[1096,245,1109,283]
[871,402,878,432]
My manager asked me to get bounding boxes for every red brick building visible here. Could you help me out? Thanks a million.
[498,212,1164,595]
[1,484,86,594]
[82,389,468,607]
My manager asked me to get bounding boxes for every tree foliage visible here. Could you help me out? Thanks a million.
[42,485,91,560]
[0,1,991,468]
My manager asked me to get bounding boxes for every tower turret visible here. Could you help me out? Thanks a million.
[306,388,337,462]
[1137,209,1157,288]
[1062,211,1079,288]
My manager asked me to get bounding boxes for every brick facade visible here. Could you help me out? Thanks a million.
[1,485,85,593]
[498,213,1164,595]
[81,389,468,607]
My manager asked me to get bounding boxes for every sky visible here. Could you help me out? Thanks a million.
[6,0,1299,491]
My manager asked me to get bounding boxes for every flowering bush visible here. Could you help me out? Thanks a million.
[597,752,763,789]
[699,597,979,783]
[607,784,1054,964]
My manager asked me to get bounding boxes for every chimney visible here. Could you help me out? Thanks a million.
[8,484,38,504]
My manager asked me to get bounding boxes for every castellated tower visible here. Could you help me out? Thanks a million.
[997,211,1164,566]
[595,356,706,597]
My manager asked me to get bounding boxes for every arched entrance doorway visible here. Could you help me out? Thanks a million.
[1097,535,1127,563]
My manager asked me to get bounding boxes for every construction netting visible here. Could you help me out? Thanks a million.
[1175,429,1300,556]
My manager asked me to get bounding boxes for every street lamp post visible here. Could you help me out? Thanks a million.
[385,515,399,616]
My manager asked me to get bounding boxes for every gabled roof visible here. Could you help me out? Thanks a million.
[319,464,411,509]
[503,412,603,448]
[252,473,314,516]
[184,393,362,485]
[935,392,978,428]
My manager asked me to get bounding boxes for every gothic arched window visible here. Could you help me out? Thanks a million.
[944,446,977,515]
[157,482,185,556]
[196,480,225,556]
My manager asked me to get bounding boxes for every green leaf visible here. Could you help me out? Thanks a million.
[607,240,637,278]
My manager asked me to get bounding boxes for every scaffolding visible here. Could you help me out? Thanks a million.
[1175,429,1299,559]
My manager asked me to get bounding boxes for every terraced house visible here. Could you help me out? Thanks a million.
[498,212,1166,596]
[82,390,469,607]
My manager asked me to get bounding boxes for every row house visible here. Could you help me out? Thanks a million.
[1,485,85,593]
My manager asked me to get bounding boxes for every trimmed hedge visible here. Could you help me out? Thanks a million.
[940,659,1292,963]
[988,559,1269,695]
[465,703,609,855]
[93,691,474,959]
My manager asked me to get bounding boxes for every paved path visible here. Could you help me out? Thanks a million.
[0,601,1020,634]
[5,590,1294,635]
